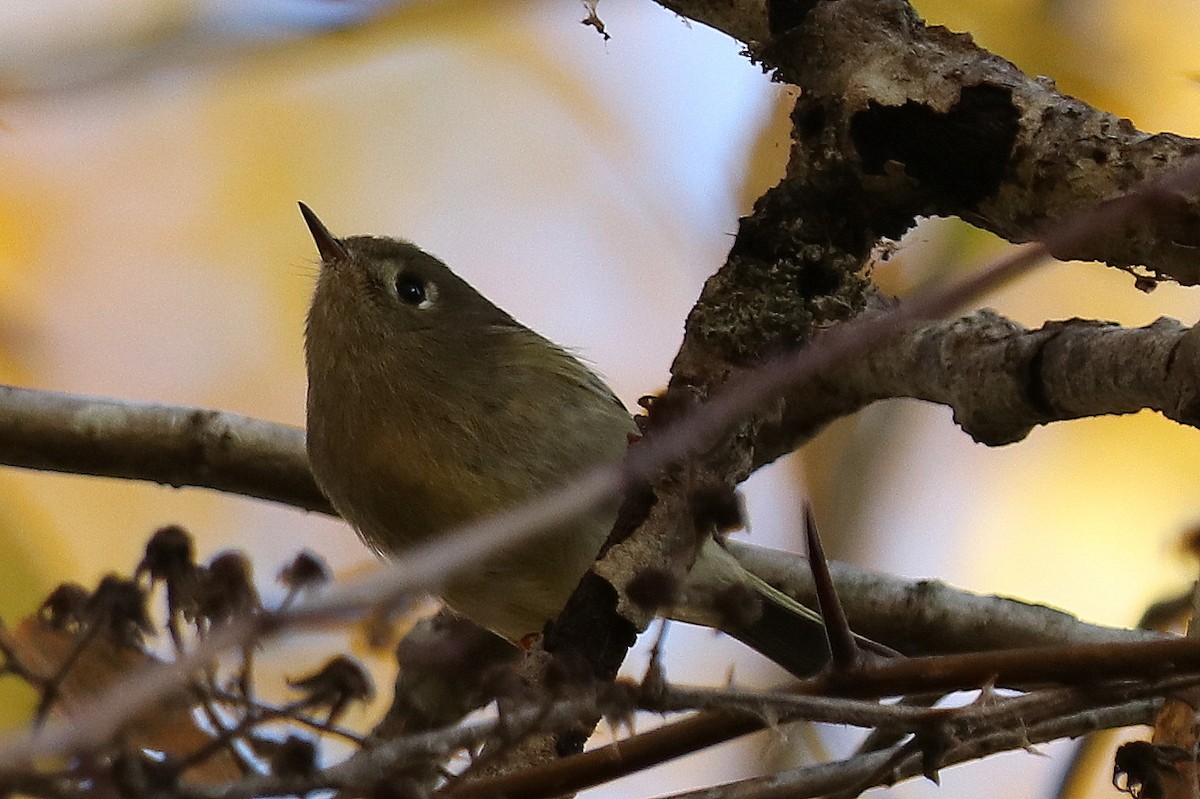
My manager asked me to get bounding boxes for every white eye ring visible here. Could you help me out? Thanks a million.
[395,273,437,309]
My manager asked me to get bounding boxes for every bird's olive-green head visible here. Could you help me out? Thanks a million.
[301,202,518,350]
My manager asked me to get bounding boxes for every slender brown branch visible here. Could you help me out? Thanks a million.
[650,675,1178,735]
[807,637,1200,698]
[656,700,1159,799]
[443,659,1191,799]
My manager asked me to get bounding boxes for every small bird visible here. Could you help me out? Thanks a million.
[300,203,836,675]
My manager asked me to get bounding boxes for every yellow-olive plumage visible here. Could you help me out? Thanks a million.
[301,204,835,674]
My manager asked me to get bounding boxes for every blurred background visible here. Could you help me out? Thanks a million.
[2,0,1200,796]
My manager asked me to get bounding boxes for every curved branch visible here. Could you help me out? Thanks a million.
[756,312,1200,457]
[0,385,331,514]
[725,540,1164,654]
[855,313,1200,445]
[662,0,1200,285]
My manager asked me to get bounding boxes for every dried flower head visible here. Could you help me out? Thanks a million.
[84,576,153,648]
[288,655,374,724]
[39,583,90,631]
[137,525,195,583]
[198,551,259,625]
[278,550,331,595]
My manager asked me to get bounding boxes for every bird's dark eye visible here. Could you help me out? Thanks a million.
[395,273,427,306]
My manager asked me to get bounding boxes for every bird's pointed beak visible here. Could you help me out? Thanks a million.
[298,202,350,265]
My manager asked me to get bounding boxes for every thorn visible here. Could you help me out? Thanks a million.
[804,502,859,671]
[970,676,1001,707]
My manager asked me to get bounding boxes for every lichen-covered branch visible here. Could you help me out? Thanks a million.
[541,0,1200,766]
[660,0,1200,450]
[660,0,1200,286]
[775,0,1200,284]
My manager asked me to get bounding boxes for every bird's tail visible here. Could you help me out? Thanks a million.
[722,569,833,677]
[673,539,889,678]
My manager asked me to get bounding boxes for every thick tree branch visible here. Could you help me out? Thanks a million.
[661,0,1200,286]
[536,0,1200,765]
[851,313,1200,445]
[0,385,331,514]
[768,311,1200,450]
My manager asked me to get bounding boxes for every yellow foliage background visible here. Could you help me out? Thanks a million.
[1,1,1199,796]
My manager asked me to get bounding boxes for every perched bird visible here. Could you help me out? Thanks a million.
[300,203,836,675]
